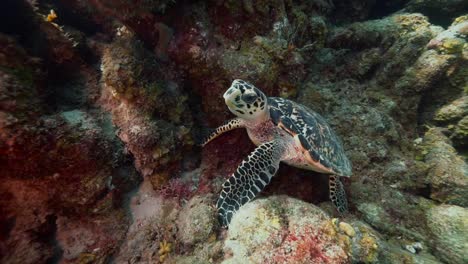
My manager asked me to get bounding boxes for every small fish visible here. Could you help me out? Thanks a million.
[46,9,57,22]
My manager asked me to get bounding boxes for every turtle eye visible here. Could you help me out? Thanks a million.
[241,93,257,104]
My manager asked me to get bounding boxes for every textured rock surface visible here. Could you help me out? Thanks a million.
[427,204,468,264]
[0,2,140,262]
[177,195,217,245]
[223,196,443,264]
[223,196,349,264]
[420,128,468,206]
[113,180,180,263]
[100,31,193,188]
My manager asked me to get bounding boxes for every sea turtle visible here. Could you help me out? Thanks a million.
[202,79,352,227]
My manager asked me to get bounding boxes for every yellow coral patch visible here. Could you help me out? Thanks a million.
[242,208,281,244]
[208,233,217,243]
[322,219,338,237]
[78,253,97,263]
[46,9,57,22]
[453,15,468,25]
[441,38,464,54]
[360,233,379,262]
[338,234,352,252]
[256,208,281,229]
[149,171,170,189]
[339,222,356,237]
[158,240,172,263]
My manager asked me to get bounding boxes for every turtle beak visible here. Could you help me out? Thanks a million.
[223,88,235,100]
[223,88,236,108]
[225,99,234,108]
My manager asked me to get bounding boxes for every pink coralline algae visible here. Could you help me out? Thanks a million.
[223,196,349,264]
[159,178,194,202]
[270,231,344,264]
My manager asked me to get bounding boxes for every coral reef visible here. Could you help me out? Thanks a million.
[114,182,222,263]
[0,2,139,262]
[223,196,445,264]
[223,196,349,263]
[100,29,193,187]
[113,180,180,263]
[419,128,467,206]
[426,204,468,264]
[1,0,467,263]
[176,195,217,245]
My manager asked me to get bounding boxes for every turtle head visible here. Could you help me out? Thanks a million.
[223,79,268,120]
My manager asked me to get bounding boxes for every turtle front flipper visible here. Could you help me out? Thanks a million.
[200,118,244,147]
[329,175,348,213]
[217,140,285,227]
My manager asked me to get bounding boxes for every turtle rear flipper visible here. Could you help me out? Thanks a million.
[217,140,284,227]
[329,175,348,213]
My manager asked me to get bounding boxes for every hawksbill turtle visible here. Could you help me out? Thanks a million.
[202,79,352,227]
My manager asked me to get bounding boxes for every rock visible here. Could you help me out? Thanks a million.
[434,96,467,122]
[404,242,423,254]
[172,241,224,264]
[338,221,356,237]
[420,18,467,130]
[177,195,217,245]
[345,221,442,264]
[453,115,468,145]
[223,196,435,264]
[0,32,139,263]
[394,49,455,94]
[100,35,193,186]
[331,0,387,23]
[56,211,128,261]
[356,202,396,234]
[421,127,468,206]
[114,180,180,263]
[223,196,349,263]
[328,15,400,49]
[220,43,278,89]
[351,182,439,243]
[346,220,383,263]
[426,204,468,264]
[0,179,56,264]
[223,196,348,264]
[382,239,443,264]
[404,0,468,25]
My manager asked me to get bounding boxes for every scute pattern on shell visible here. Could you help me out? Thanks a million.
[268,97,352,176]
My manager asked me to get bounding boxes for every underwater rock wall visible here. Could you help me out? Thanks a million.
[0,0,467,263]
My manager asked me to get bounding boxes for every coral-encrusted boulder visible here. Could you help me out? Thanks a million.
[223,196,388,263]
[419,128,468,206]
[100,32,193,187]
[0,180,55,264]
[452,115,468,145]
[55,211,129,262]
[223,197,349,263]
[114,180,180,263]
[434,96,468,123]
[177,195,217,245]
[433,95,468,147]
[426,204,468,264]
[0,30,138,263]
[404,0,468,25]
[222,195,445,264]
